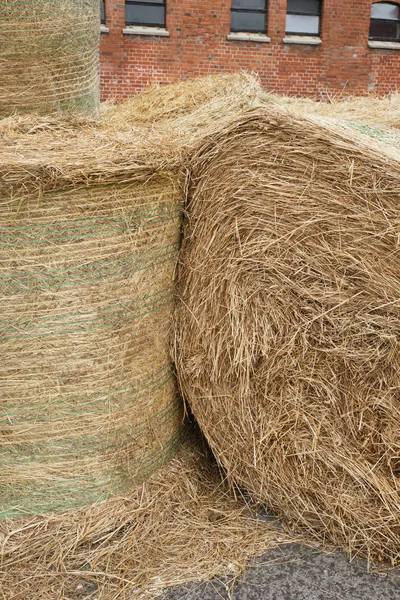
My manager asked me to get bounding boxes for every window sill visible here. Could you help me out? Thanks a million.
[123,26,170,37]
[283,35,321,45]
[368,40,400,50]
[100,24,109,34]
[227,32,271,43]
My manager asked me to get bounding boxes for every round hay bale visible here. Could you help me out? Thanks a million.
[175,107,400,565]
[0,176,184,517]
[0,0,99,118]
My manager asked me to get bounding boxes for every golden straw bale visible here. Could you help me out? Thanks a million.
[175,106,400,566]
[0,74,265,196]
[0,0,99,117]
[102,72,264,131]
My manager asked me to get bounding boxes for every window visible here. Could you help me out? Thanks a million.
[230,0,267,33]
[125,0,166,27]
[100,0,106,24]
[286,0,322,35]
[370,2,400,41]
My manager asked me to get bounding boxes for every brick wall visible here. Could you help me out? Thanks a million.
[100,0,400,100]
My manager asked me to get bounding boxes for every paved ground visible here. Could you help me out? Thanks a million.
[164,543,400,600]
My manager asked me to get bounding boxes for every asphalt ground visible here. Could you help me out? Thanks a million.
[164,543,400,600]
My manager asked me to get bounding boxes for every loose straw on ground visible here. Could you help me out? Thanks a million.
[0,432,292,599]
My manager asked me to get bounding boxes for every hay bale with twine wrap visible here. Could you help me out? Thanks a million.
[175,106,400,566]
[0,0,99,117]
[0,118,184,517]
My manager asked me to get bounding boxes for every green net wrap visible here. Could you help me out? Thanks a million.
[0,180,184,517]
[0,0,100,117]
[343,120,400,149]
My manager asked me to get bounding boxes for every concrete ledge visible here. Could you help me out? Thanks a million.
[368,40,400,50]
[100,24,109,34]
[123,26,170,37]
[283,35,321,45]
[227,32,271,43]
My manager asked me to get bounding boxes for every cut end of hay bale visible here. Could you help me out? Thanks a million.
[175,105,400,567]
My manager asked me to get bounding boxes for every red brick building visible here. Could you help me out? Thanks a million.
[100,1,400,100]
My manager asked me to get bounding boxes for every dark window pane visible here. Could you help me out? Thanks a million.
[287,0,321,15]
[232,0,266,9]
[286,14,319,33]
[370,18,400,39]
[100,1,105,23]
[371,3,400,19]
[125,4,165,26]
[231,11,266,31]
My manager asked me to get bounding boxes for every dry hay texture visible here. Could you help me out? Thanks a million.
[0,0,99,117]
[3,72,400,598]
[276,91,400,131]
[101,72,265,165]
[175,105,400,566]
[102,72,263,132]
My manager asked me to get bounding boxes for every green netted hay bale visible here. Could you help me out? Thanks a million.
[0,0,99,117]
[0,117,184,517]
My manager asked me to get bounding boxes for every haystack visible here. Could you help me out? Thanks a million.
[175,105,400,566]
[0,0,99,117]
[274,91,400,130]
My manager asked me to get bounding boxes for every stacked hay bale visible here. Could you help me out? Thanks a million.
[175,105,400,566]
[274,91,400,130]
[0,0,99,117]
